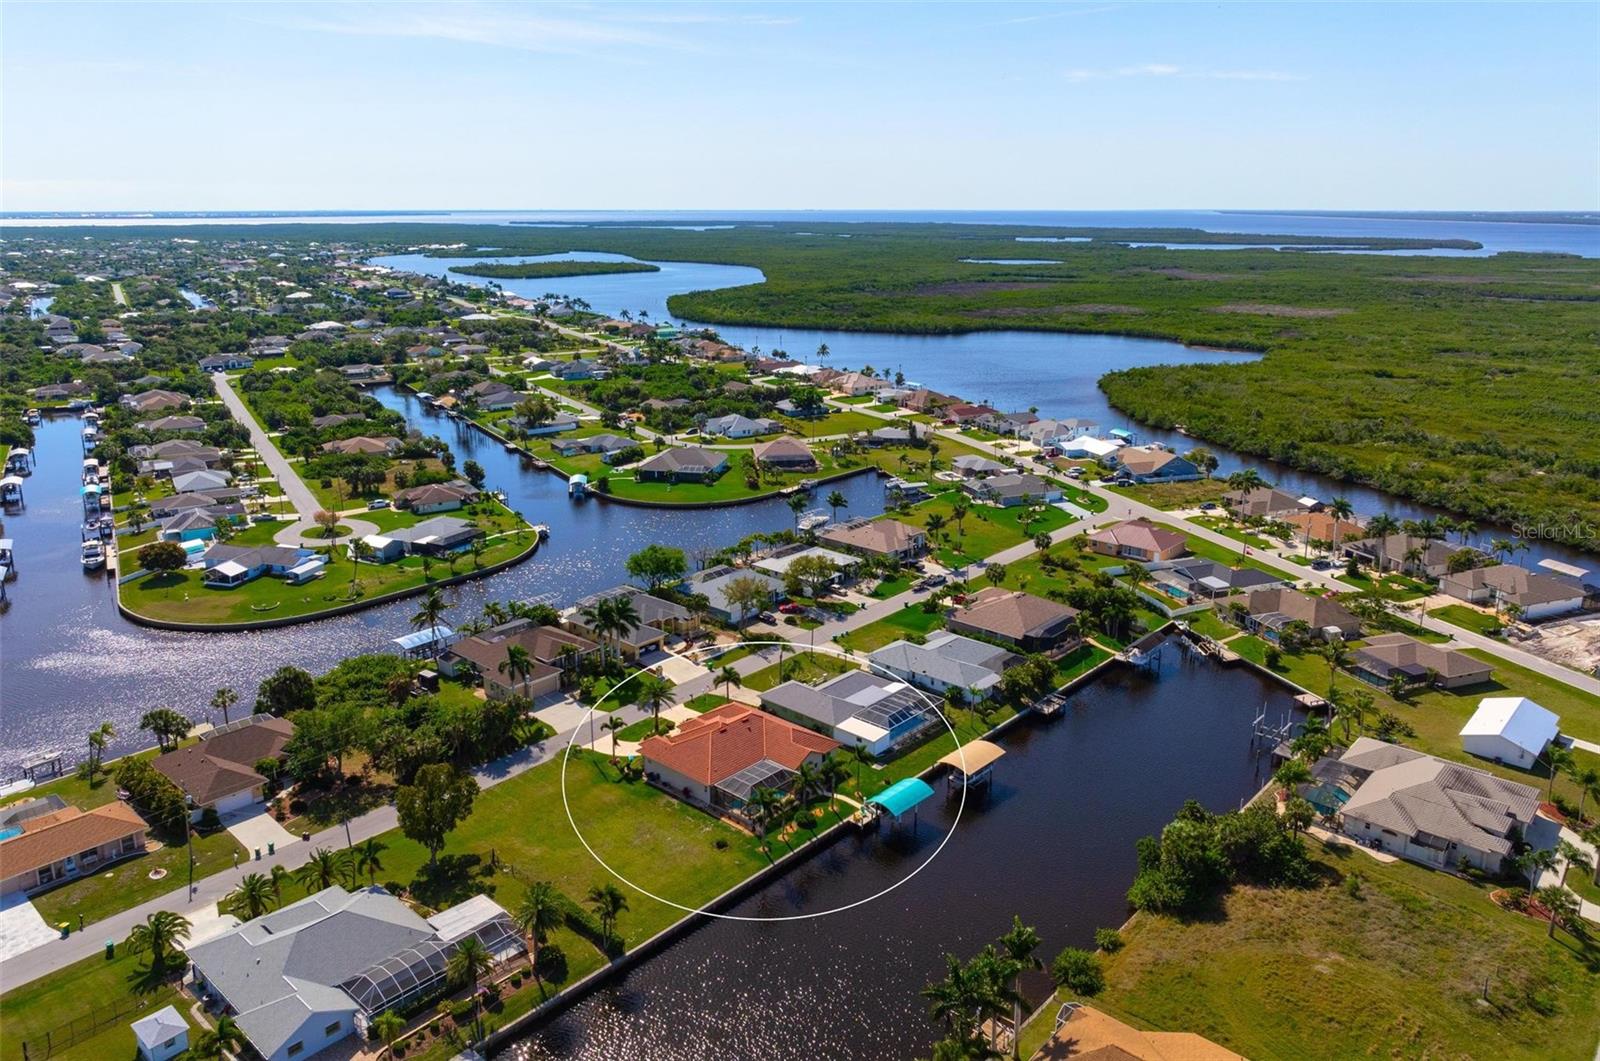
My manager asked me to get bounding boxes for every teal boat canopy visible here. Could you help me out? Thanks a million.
[868,777,935,818]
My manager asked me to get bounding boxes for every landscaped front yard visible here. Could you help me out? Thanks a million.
[1429,603,1505,637]
[30,827,246,927]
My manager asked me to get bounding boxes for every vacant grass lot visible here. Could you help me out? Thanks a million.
[837,604,946,653]
[891,490,1074,568]
[1430,603,1505,637]
[0,948,201,1061]
[1055,840,1600,1061]
[742,649,859,691]
[1104,478,1228,510]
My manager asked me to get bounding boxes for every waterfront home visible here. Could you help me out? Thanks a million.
[1024,417,1097,448]
[336,363,389,383]
[30,380,92,402]
[774,396,827,418]
[702,413,781,438]
[819,517,927,562]
[635,447,730,484]
[951,455,1008,479]
[120,389,190,414]
[131,1005,188,1061]
[861,425,916,447]
[1459,696,1560,768]
[1042,1006,1244,1061]
[754,543,862,585]
[752,434,818,471]
[944,403,1005,431]
[171,468,233,495]
[393,480,478,514]
[349,534,406,564]
[686,565,783,624]
[148,491,245,520]
[1349,633,1492,690]
[566,586,691,656]
[1087,518,1189,562]
[137,414,207,433]
[321,435,402,456]
[197,353,254,372]
[131,439,224,466]
[869,632,1019,700]
[1281,511,1365,546]
[551,433,636,462]
[1331,737,1541,873]
[157,509,225,543]
[826,370,879,397]
[383,516,483,557]
[460,380,521,410]
[1143,556,1284,602]
[152,715,295,818]
[442,631,561,698]
[900,388,957,414]
[1053,434,1124,460]
[1222,486,1319,519]
[0,797,149,897]
[761,671,933,756]
[1111,445,1202,484]
[1438,563,1588,620]
[517,413,581,436]
[641,703,839,822]
[188,885,521,1061]
[1341,533,1459,579]
[310,413,360,430]
[1241,587,1362,641]
[202,544,324,588]
[947,587,1081,656]
[965,472,1060,507]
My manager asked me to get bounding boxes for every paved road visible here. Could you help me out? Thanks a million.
[211,372,319,521]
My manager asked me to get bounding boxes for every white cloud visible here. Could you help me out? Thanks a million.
[1064,63,1303,83]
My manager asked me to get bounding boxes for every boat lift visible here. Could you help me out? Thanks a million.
[938,739,1006,796]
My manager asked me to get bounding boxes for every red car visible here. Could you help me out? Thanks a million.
[778,602,805,615]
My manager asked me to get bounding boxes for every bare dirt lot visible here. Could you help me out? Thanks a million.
[1521,614,1600,676]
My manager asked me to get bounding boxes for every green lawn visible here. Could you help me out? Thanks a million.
[1156,522,1300,581]
[1459,649,1600,745]
[30,827,247,927]
[1337,569,1433,602]
[837,604,946,653]
[615,716,675,742]
[0,949,202,1061]
[1189,514,1278,549]
[1185,608,1235,641]
[742,649,859,691]
[891,490,1072,568]
[778,409,885,436]
[869,573,915,599]
[1022,838,1600,1061]
[1430,604,1505,637]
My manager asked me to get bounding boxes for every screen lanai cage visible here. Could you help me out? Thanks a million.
[340,913,522,1014]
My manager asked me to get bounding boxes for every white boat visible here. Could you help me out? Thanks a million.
[80,540,105,570]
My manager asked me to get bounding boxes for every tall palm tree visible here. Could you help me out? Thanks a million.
[348,537,374,598]
[1571,765,1600,819]
[746,785,785,838]
[86,721,115,781]
[269,863,292,906]
[847,744,875,796]
[793,761,823,806]
[296,847,343,893]
[969,946,1022,1053]
[514,880,562,988]
[826,489,848,523]
[1322,640,1350,694]
[586,882,629,947]
[351,838,386,885]
[226,872,276,920]
[126,910,191,971]
[447,934,494,1037]
[482,600,508,626]
[636,672,675,731]
[717,665,742,700]
[1542,745,1575,800]
[410,588,450,668]
[371,1010,407,1060]
[210,687,238,726]
[601,716,626,761]
[499,644,536,698]
[787,492,807,533]
[951,501,970,554]
[819,753,850,800]
[1366,512,1399,541]
[1272,759,1311,794]
[996,917,1043,1059]
[922,953,985,1041]
[1327,497,1354,556]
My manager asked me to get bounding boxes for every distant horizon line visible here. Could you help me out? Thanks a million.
[3,208,1596,219]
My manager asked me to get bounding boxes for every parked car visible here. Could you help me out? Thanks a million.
[778,602,804,615]
[758,611,778,624]
[368,498,390,509]
[925,574,947,587]
[1199,501,1217,511]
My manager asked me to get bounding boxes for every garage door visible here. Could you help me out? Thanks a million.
[213,788,260,816]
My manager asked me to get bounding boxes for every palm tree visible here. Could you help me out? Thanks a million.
[482,599,508,626]
[787,492,807,533]
[269,863,292,906]
[210,687,238,726]
[636,672,675,731]
[826,489,848,523]
[1519,847,1559,892]
[969,946,1022,1053]
[1571,765,1600,819]
[1328,497,1354,555]
[410,587,450,668]
[586,882,629,946]
[1543,745,1576,800]
[717,665,742,700]
[296,847,343,893]
[499,644,536,698]
[514,880,562,988]
[351,838,386,885]
[348,537,374,598]
[1366,512,1399,541]
[1322,640,1350,694]
[922,953,984,1041]
[190,1015,246,1060]
[447,934,494,1037]
[601,715,626,760]
[951,501,971,554]
[125,910,191,971]
[1272,759,1311,794]
[793,761,823,806]
[226,872,276,920]
[819,752,850,800]
[371,1009,407,1060]
[746,785,785,837]
[85,721,115,781]
[996,917,1043,1059]
[847,743,875,796]
[1224,468,1266,495]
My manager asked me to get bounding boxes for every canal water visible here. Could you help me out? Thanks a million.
[374,252,1597,569]
[508,641,1298,1060]
[0,393,888,769]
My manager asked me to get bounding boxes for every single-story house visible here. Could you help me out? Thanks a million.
[1342,534,1459,579]
[966,472,1061,507]
[321,435,402,456]
[152,715,295,818]
[348,534,406,564]
[137,414,207,433]
[1349,633,1492,690]
[120,389,190,414]
[869,632,1020,700]
[1333,737,1542,873]
[635,447,730,484]
[552,358,605,380]
[1241,587,1362,641]
[383,516,482,556]
[441,620,599,696]
[819,518,927,562]
[702,413,780,439]
[828,371,879,397]
[198,353,254,372]
[1087,519,1189,562]
[1438,564,1587,621]
[202,545,324,588]
[947,587,1081,656]
[1222,487,1318,519]
[518,413,581,436]
[171,469,233,495]
[148,491,245,520]
[1041,1006,1244,1061]
[188,885,521,1061]
[1460,696,1560,768]
[565,586,691,656]
[461,381,521,410]
[1053,434,1124,460]
[1024,418,1099,448]
[158,509,224,543]
[1142,557,1284,602]
[944,403,1005,430]
[393,480,478,514]
[752,435,818,470]
[685,565,784,624]
[131,439,223,466]
[0,798,149,897]
[551,433,636,461]
[951,455,1008,479]
[641,703,840,821]
[754,543,861,585]
[1281,511,1366,546]
[1112,446,1202,483]
[760,671,933,756]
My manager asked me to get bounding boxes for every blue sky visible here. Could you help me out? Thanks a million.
[3,2,1595,210]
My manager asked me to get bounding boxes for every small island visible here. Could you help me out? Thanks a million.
[449,259,661,279]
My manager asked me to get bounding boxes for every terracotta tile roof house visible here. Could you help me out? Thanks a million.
[0,801,150,897]
[1350,633,1492,690]
[1243,587,1362,640]
[321,435,401,455]
[1112,446,1203,483]
[1223,487,1317,519]
[152,716,295,815]
[1087,519,1189,562]
[635,447,730,483]
[819,518,928,561]
[1439,564,1587,621]
[1282,511,1366,545]
[948,587,1081,655]
[1042,1005,1245,1061]
[752,435,817,470]
[641,703,839,816]
[1334,737,1541,873]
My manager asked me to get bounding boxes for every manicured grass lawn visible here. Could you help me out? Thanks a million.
[684,692,729,712]
[1185,608,1235,641]
[779,409,884,436]
[31,827,247,926]
[742,649,858,691]
[869,573,915,599]
[1035,839,1600,1061]
[1430,604,1505,637]
[1337,569,1432,602]
[220,518,293,546]
[837,604,946,653]
[1189,514,1277,549]
[615,716,674,742]
[0,950,201,1061]
[305,457,450,511]
[1566,865,1600,906]
[1104,478,1227,510]
[892,490,1071,568]
[1156,522,1300,581]
[1055,643,1113,683]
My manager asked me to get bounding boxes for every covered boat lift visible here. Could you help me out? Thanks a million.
[938,739,1006,794]
[865,777,935,831]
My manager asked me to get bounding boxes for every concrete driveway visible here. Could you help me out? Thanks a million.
[648,649,709,686]
[0,893,60,960]
[222,806,298,857]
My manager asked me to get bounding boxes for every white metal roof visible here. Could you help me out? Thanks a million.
[130,1005,187,1048]
[1460,696,1560,755]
